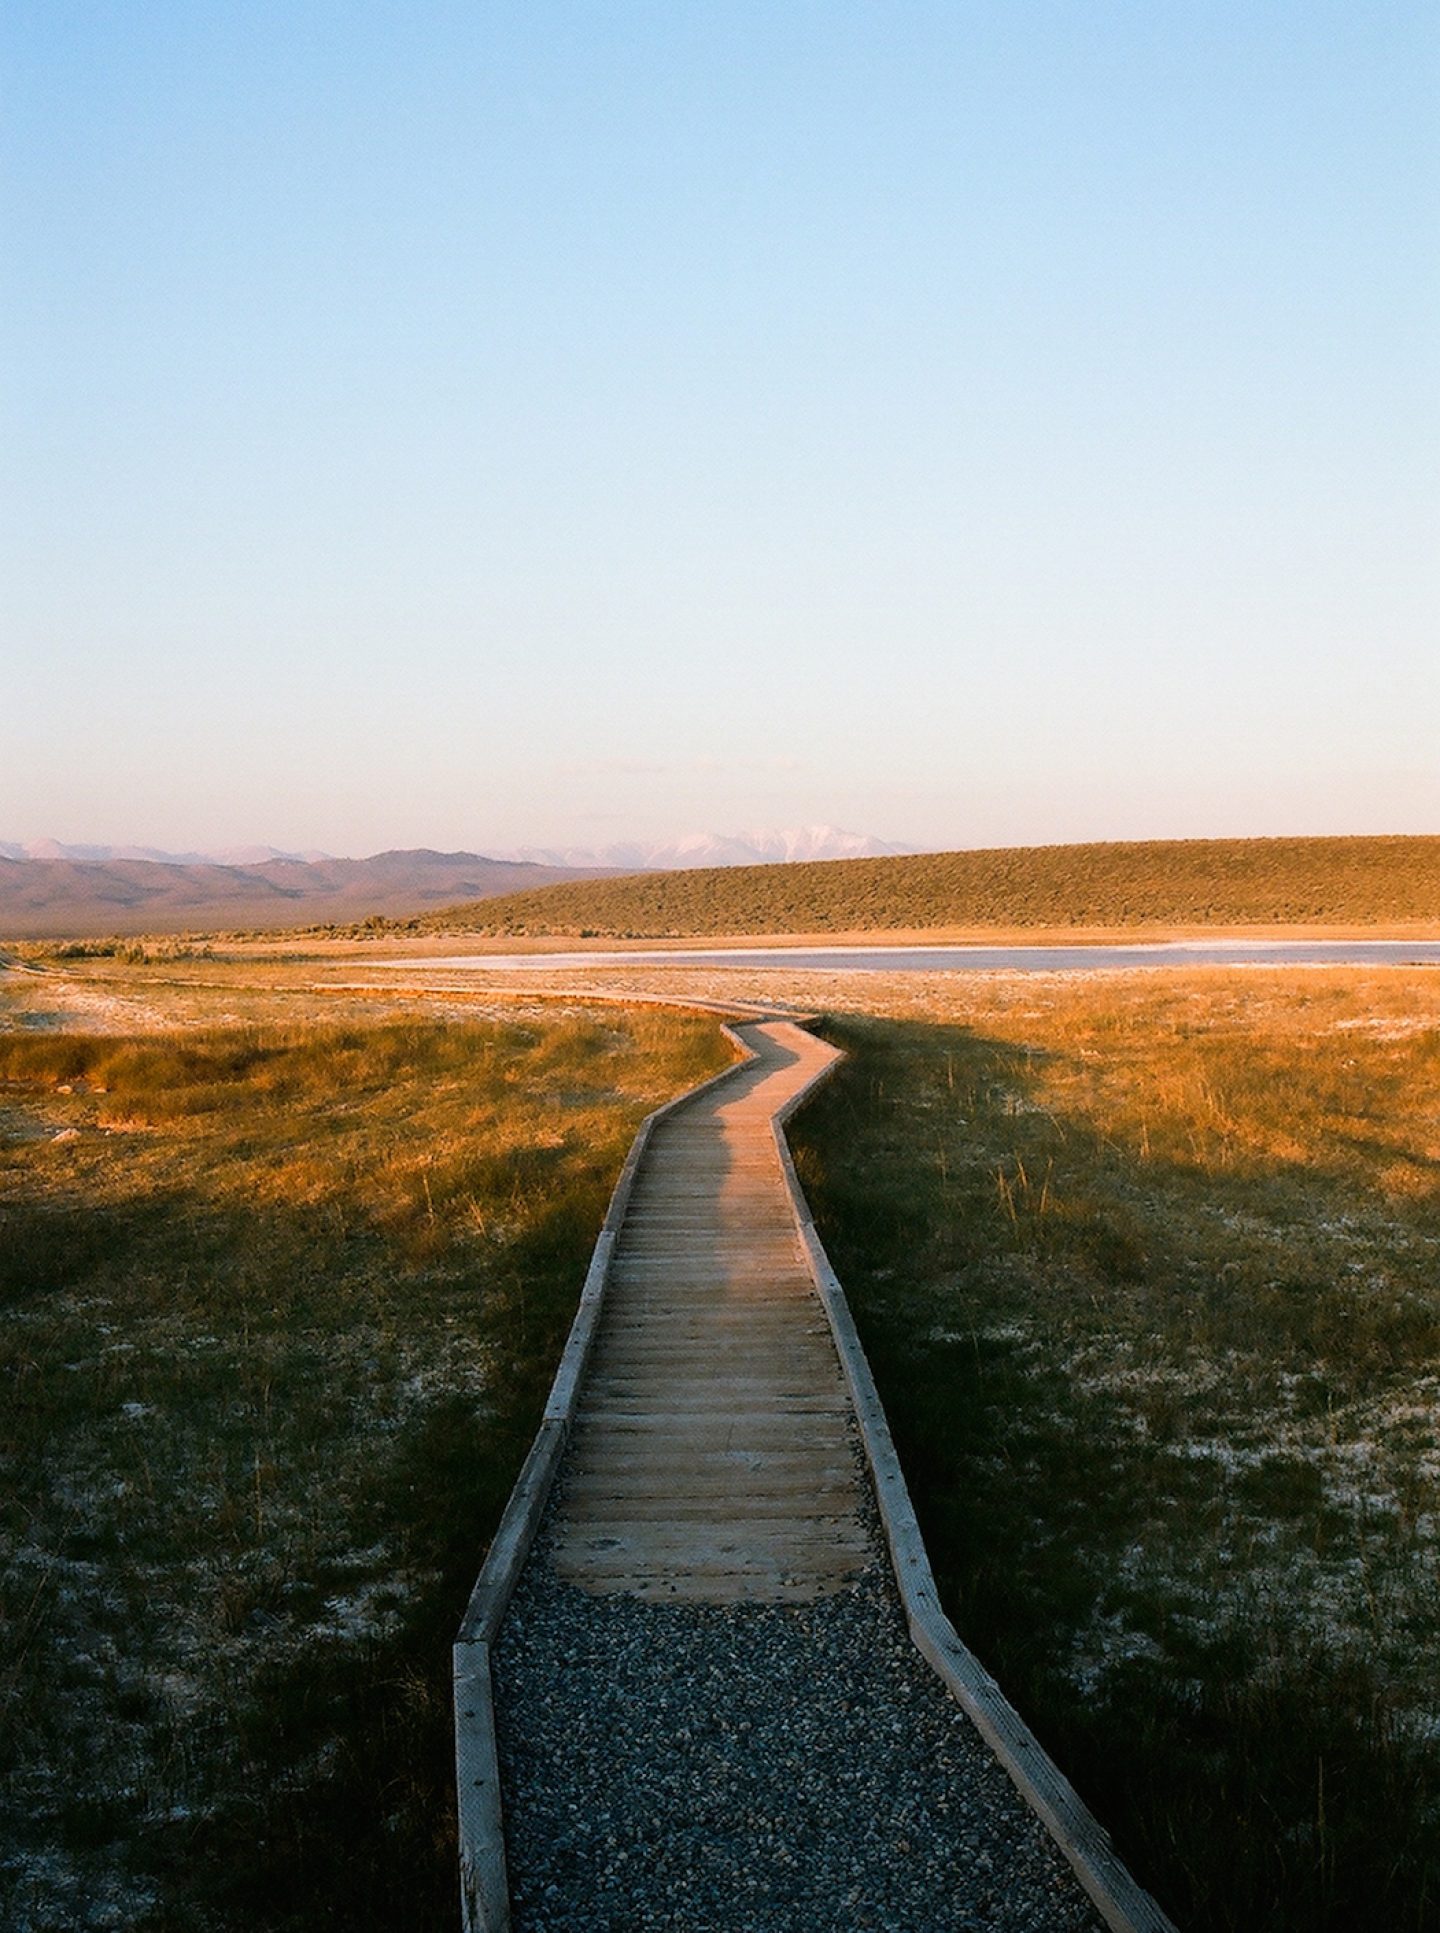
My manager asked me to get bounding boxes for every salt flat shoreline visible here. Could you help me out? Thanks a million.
[363,937,1440,975]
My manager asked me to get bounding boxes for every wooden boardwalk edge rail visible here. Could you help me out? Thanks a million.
[454,1013,1178,1933]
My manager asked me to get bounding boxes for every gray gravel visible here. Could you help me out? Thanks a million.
[493,1488,1104,1931]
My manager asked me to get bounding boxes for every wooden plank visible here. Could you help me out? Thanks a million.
[560,1490,860,1519]
[556,1516,868,1547]
[568,1407,846,1438]
[567,1413,849,1440]
[561,1452,856,1482]
[454,1642,509,1933]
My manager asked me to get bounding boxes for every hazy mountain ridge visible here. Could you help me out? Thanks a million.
[0,825,913,938]
[0,849,616,939]
[502,825,913,870]
[0,839,333,865]
[1,824,907,872]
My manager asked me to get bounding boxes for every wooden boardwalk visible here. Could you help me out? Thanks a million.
[551,1019,866,1603]
[467,1011,1174,1932]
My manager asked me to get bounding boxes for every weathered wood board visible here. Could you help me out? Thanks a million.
[550,1022,864,1603]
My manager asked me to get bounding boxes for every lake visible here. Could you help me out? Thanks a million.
[373,940,1440,975]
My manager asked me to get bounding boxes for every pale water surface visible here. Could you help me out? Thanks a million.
[375,941,1440,975]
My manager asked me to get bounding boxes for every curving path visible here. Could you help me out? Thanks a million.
[487,1021,1112,1929]
[550,1022,866,1603]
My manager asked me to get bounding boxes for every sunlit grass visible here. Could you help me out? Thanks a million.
[0,1008,731,1930]
[420,834,1440,938]
[788,969,1440,1933]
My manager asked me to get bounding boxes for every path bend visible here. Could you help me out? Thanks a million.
[552,1020,865,1603]
[485,1020,1111,1929]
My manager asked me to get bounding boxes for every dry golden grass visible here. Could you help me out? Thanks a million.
[0,968,732,1930]
[418,834,1440,939]
[9,949,1439,1927]
[787,965,1440,1932]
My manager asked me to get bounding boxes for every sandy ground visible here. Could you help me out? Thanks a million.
[0,955,757,1036]
[6,939,1440,1043]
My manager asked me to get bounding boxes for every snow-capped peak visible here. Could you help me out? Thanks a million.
[500,825,914,871]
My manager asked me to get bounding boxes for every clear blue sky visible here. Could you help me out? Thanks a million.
[3,2,1436,855]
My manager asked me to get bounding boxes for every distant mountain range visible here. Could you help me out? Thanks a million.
[0,850,610,939]
[0,826,910,938]
[499,826,914,870]
[0,825,907,872]
[0,839,334,866]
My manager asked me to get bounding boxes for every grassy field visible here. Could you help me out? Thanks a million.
[786,968,1440,1932]
[0,985,731,1931]
[10,945,1440,1929]
[415,835,1440,939]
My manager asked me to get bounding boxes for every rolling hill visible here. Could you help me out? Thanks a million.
[425,836,1440,938]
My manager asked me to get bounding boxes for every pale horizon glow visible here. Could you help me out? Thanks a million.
[3,3,1436,859]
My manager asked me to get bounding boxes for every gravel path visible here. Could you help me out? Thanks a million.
[493,1470,1105,1933]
